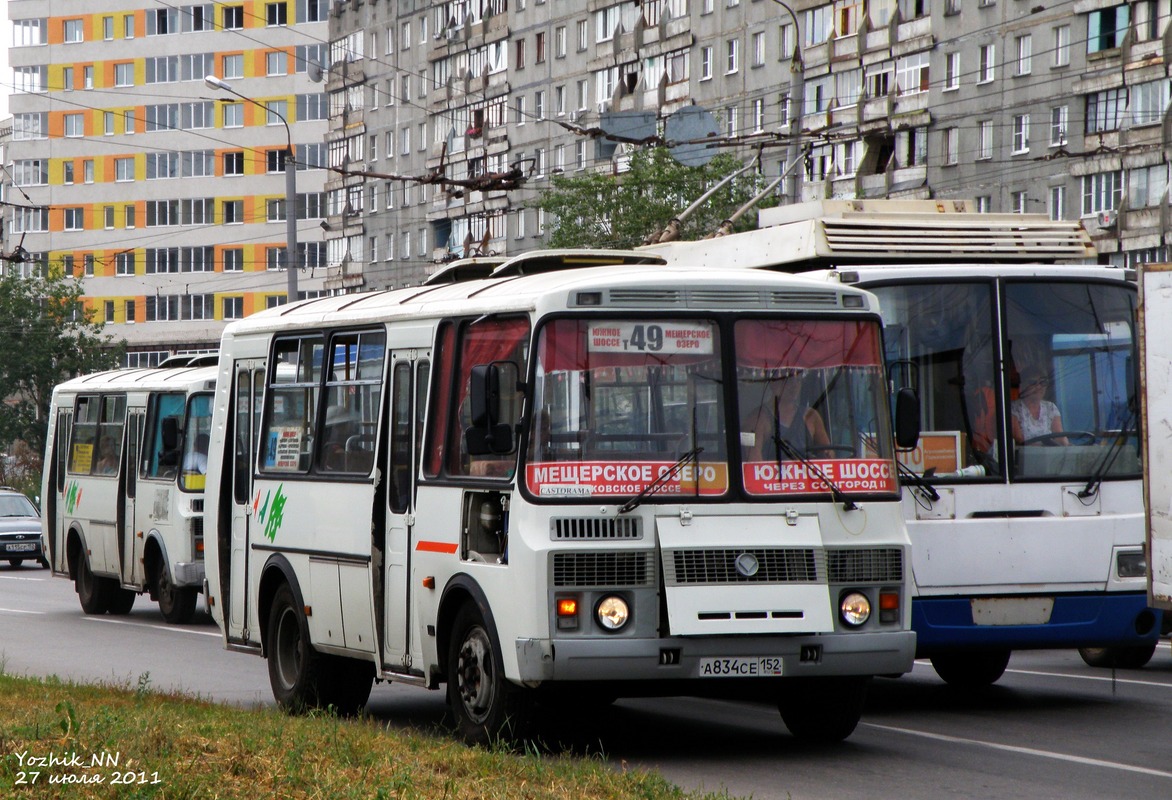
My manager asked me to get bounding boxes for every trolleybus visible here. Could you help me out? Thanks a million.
[202,252,918,742]
[646,200,1160,684]
[42,363,216,623]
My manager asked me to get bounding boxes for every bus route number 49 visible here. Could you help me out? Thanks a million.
[698,656,785,677]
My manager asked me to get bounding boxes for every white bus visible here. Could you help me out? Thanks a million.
[646,201,1161,684]
[42,363,217,623]
[203,253,919,742]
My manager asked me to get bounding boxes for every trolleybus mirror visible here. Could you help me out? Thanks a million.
[894,388,921,450]
[160,416,182,466]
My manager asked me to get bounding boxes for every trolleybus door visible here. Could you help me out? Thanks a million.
[228,362,265,641]
[383,349,429,671]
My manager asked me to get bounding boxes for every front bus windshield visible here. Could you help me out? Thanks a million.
[524,317,896,502]
[1003,280,1139,482]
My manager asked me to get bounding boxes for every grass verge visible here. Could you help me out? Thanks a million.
[0,673,737,799]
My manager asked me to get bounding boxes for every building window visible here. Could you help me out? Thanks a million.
[943,127,959,165]
[1134,0,1159,41]
[701,46,713,80]
[1087,6,1129,53]
[116,252,135,276]
[115,158,135,181]
[1011,192,1028,214]
[64,114,85,138]
[224,151,244,176]
[944,53,959,90]
[1080,171,1122,215]
[1053,25,1070,67]
[222,200,243,224]
[115,63,134,87]
[726,39,739,74]
[896,52,929,95]
[64,19,84,43]
[1130,164,1168,208]
[224,103,243,128]
[223,248,243,271]
[804,6,831,46]
[64,208,84,231]
[266,2,288,26]
[1012,114,1030,154]
[1131,80,1169,126]
[223,297,244,320]
[266,51,287,77]
[978,120,993,159]
[1050,106,1068,146]
[1048,186,1066,220]
[1086,88,1126,134]
[978,44,995,83]
[1015,35,1032,76]
[223,6,244,29]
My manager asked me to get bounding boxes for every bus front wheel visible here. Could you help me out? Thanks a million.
[1078,645,1157,670]
[75,555,111,615]
[778,677,868,742]
[447,603,531,745]
[930,649,1011,687]
[267,583,325,712]
[154,558,197,624]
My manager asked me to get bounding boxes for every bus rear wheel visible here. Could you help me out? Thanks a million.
[267,583,325,712]
[1078,645,1157,670]
[930,649,1011,687]
[76,555,112,615]
[778,677,868,742]
[154,558,197,624]
[447,603,531,745]
[107,587,136,615]
[319,656,374,716]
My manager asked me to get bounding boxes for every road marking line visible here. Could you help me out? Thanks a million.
[0,607,45,615]
[863,722,1172,779]
[82,617,221,638]
[0,576,49,582]
[912,658,1172,691]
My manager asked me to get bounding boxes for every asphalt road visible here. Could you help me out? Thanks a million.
[3,563,1171,800]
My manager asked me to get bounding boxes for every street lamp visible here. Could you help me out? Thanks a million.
[204,74,299,303]
[766,0,805,205]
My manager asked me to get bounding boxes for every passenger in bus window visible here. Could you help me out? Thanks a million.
[183,433,209,474]
[745,370,829,460]
[95,438,119,475]
[1011,369,1068,446]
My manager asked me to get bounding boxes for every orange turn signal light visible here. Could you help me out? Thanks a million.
[879,592,900,610]
[557,598,578,617]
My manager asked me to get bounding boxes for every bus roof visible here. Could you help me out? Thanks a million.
[53,365,218,395]
[642,199,1097,269]
[223,262,876,337]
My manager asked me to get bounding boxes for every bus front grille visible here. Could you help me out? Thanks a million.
[552,551,655,588]
[665,548,820,585]
[551,517,642,541]
[826,548,903,583]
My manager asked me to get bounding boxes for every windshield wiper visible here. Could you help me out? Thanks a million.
[895,459,940,504]
[1077,408,1136,500]
[619,447,704,514]
[770,404,857,512]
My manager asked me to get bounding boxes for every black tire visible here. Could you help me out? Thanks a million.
[778,677,869,743]
[319,656,375,716]
[266,583,326,712]
[8,559,24,567]
[39,558,49,569]
[447,602,531,745]
[154,557,197,624]
[1078,644,1157,670]
[930,649,1011,687]
[76,554,112,615]
[107,587,136,615]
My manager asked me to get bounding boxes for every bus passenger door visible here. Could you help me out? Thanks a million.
[383,350,429,671]
[121,412,143,586]
[47,410,72,573]
[228,363,265,642]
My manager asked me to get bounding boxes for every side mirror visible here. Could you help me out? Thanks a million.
[465,362,518,456]
[162,416,181,451]
[894,387,921,450]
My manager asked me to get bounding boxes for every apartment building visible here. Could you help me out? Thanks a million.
[6,2,331,363]
[324,0,1171,289]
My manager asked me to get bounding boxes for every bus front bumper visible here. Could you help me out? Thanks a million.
[515,630,915,683]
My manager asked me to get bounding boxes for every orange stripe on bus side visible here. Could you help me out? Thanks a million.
[415,540,458,554]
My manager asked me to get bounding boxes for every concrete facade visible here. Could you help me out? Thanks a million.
[5,2,331,363]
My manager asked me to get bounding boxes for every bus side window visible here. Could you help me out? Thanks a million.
[262,336,324,473]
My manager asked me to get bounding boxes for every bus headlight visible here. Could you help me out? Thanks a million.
[839,592,871,627]
[596,596,630,631]
[1117,551,1147,579]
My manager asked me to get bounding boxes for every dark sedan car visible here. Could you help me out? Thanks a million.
[0,488,46,568]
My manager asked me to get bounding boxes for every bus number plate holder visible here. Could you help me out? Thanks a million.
[698,657,784,677]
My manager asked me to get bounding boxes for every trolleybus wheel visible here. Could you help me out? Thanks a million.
[76,554,112,615]
[107,587,136,615]
[778,676,868,742]
[154,557,197,624]
[267,583,325,712]
[1078,644,1157,670]
[8,559,23,567]
[447,602,531,745]
[930,649,1011,687]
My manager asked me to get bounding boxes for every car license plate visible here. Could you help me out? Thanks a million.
[6,543,36,553]
[698,657,783,678]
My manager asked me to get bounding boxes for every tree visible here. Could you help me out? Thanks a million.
[0,269,125,455]
[535,147,779,249]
